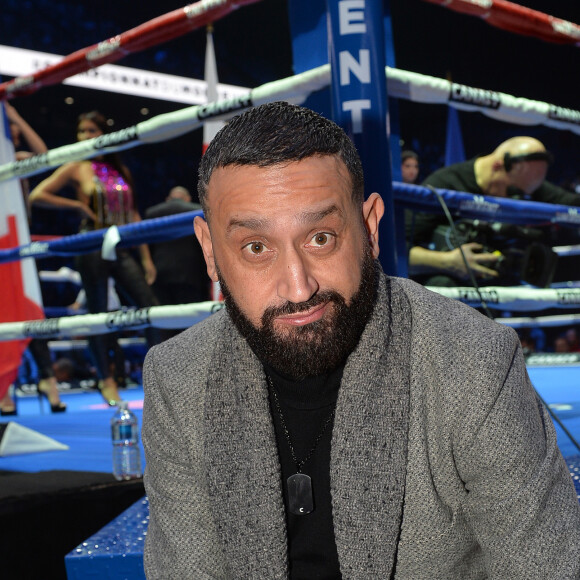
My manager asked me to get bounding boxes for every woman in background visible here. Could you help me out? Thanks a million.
[29,111,159,405]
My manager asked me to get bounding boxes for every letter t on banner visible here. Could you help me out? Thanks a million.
[327,0,397,275]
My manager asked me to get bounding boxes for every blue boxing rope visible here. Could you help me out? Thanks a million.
[0,209,203,264]
[2,186,580,264]
[394,182,580,227]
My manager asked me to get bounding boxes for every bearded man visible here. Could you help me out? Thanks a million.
[142,102,580,579]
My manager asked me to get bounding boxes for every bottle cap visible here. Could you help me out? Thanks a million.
[116,401,129,410]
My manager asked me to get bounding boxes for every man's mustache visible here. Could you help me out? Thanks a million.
[262,290,344,321]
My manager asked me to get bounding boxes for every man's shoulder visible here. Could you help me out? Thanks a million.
[389,276,514,344]
[531,181,580,207]
[422,159,477,192]
[387,276,521,408]
[146,308,228,368]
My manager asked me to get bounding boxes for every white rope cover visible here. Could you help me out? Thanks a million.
[427,286,580,312]
[38,267,82,285]
[499,313,580,329]
[553,245,580,257]
[385,66,580,135]
[0,302,223,342]
[2,64,579,183]
[3,286,580,341]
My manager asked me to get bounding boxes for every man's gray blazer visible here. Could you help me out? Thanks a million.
[142,274,580,579]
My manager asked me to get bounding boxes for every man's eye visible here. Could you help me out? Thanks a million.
[311,232,332,246]
[245,242,265,254]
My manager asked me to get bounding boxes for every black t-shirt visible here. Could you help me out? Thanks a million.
[145,199,208,296]
[265,363,343,580]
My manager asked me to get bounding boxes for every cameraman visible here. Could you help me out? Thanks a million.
[406,136,580,287]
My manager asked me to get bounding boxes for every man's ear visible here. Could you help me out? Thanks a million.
[492,159,505,172]
[362,193,385,259]
[194,216,218,282]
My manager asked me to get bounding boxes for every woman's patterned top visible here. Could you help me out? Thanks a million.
[90,161,133,228]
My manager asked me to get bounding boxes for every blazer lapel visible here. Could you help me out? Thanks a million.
[201,273,410,579]
[331,276,411,578]
[204,324,288,579]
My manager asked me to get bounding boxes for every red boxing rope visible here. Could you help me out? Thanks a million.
[0,0,261,101]
[422,0,580,47]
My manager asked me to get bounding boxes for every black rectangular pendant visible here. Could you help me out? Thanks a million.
[287,473,314,515]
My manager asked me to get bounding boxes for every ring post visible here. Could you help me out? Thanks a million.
[326,0,397,275]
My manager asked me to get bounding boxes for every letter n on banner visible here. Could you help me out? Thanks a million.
[327,0,397,275]
[0,103,44,400]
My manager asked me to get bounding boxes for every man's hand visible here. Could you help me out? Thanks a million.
[442,242,500,280]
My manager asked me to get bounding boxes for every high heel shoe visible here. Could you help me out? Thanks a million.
[0,405,17,417]
[98,378,122,407]
[0,392,17,416]
[38,378,67,413]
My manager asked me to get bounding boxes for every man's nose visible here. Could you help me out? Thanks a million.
[276,248,319,304]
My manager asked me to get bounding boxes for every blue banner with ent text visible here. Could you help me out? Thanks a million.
[326,0,397,274]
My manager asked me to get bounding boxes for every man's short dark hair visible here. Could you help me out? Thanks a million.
[197,101,364,216]
[401,150,419,163]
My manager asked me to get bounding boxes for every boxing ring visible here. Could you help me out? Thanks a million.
[0,0,578,421]
[0,1,579,576]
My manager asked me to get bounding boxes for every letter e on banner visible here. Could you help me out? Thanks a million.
[339,0,366,34]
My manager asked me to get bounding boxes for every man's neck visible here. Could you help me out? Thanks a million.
[263,362,344,409]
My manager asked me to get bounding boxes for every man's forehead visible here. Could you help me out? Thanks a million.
[206,157,352,204]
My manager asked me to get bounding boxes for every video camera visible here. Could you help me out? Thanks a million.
[432,219,558,287]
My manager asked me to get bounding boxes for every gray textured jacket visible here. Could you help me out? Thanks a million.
[142,274,580,579]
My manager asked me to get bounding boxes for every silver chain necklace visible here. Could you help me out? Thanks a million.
[266,374,336,515]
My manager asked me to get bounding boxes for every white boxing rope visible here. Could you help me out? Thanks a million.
[38,267,82,285]
[553,245,580,257]
[498,313,580,329]
[48,337,145,351]
[427,286,580,312]
[385,67,580,135]
[3,286,580,341]
[2,63,579,183]
[0,302,223,342]
[0,65,329,183]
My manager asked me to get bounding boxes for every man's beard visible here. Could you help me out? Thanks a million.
[218,248,378,379]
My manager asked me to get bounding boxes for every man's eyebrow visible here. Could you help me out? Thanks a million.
[226,204,344,235]
[226,217,267,235]
[297,204,343,224]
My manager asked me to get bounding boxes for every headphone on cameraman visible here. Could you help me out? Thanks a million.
[503,150,554,172]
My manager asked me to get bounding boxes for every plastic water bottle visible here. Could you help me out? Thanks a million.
[111,401,142,480]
